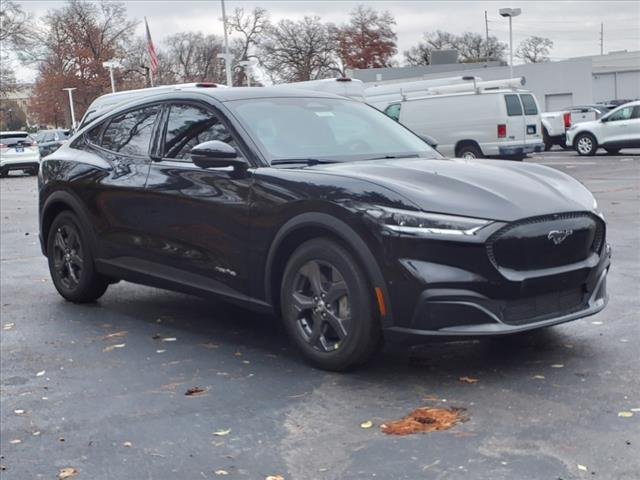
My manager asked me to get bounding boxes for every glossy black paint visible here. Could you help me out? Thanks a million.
[39,87,610,340]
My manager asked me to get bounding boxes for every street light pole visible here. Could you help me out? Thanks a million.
[499,7,522,78]
[103,61,119,93]
[62,88,77,129]
[221,0,233,87]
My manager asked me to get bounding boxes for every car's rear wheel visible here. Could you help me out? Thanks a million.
[0,169,7,178]
[280,238,381,371]
[457,144,483,159]
[575,133,598,156]
[605,148,620,155]
[543,128,553,151]
[47,211,109,303]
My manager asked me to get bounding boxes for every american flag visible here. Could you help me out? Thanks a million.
[144,17,158,74]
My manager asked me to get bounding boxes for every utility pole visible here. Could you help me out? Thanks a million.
[600,22,604,55]
[485,11,490,62]
[221,0,233,87]
[62,88,77,129]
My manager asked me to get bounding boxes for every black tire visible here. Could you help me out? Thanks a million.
[575,133,598,156]
[28,167,38,176]
[605,148,620,155]
[542,128,553,151]
[280,238,381,371]
[47,211,109,303]
[0,169,7,178]
[456,143,483,159]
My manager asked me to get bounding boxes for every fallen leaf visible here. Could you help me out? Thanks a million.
[577,464,588,471]
[104,330,127,339]
[213,429,231,436]
[9,439,21,444]
[3,323,15,330]
[265,476,285,480]
[36,370,45,377]
[381,407,467,435]
[551,364,564,368]
[215,470,229,476]
[185,387,208,397]
[103,343,126,352]
[14,409,25,415]
[459,376,479,384]
[360,420,373,429]
[533,375,545,380]
[123,441,133,447]
[161,337,177,342]
[58,467,79,479]
[618,411,634,418]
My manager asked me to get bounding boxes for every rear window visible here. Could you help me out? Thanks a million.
[504,95,523,116]
[1,133,29,140]
[520,94,538,115]
[1,133,30,146]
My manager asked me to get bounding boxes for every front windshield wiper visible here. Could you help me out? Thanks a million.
[363,154,420,161]
[270,158,341,166]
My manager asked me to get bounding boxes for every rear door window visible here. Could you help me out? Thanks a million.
[504,94,523,116]
[519,94,538,115]
[101,105,160,156]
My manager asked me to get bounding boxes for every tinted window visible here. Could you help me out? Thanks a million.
[384,103,401,121]
[101,106,159,156]
[85,124,103,145]
[607,106,633,122]
[163,104,238,160]
[632,106,640,119]
[504,95,523,116]
[520,94,538,115]
[0,132,28,140]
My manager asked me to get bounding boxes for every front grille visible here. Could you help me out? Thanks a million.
[501,287,586,325]
[487,212,604,271]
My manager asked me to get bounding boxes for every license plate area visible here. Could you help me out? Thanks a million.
[15,145,24,152]
[527,125,536,135]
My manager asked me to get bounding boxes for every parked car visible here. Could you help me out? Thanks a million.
[0,131,41,176]
[383,83,544,160]
[564,104,611,124]
[541,110,571,151]
[35,129,70,157]
[566,100,640,156]
[39,87,610,370]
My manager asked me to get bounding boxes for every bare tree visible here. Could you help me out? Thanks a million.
[0,0,34,92]
[516,36,554,63]
[226,7,269,85]
[258,16,340,83]
[334,5,397,71]
[164,32,224,83]
[404,31,456,65]
[404,30,506,65]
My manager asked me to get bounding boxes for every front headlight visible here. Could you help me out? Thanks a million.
[366,206,493,236]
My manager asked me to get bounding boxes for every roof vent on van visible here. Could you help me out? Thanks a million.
[336,77,352,82]
[195,83,218,88]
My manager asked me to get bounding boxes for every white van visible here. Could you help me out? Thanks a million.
[279,78,366,102]
[383,88,544,159]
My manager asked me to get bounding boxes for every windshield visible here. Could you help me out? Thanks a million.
[225,97,440,163]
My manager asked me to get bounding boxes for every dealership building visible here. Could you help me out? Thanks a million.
[348,50,640,111]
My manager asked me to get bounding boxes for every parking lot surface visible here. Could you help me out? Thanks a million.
[1,150,639,479]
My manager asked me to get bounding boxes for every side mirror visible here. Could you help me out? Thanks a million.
[190,140,246,169]
[600,116,609,123]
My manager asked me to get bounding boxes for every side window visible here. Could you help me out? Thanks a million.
[384,103,402,122]
[35,132,45,143]
[101,105,160,156]
[163,104,239,160]
[632,106,640,119]
[519,94,538,115]
[504,95,523,116]
[607,106,633,122]
[85,123,103,145]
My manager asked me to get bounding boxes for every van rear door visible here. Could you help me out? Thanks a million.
[519,93,542,144]
[504,94,526,144]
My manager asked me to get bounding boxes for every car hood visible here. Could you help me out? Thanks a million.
[308,157,596,222]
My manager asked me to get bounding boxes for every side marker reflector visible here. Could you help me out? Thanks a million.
[375,287,387,316]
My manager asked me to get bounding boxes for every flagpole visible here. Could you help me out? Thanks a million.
[149,66,154,87]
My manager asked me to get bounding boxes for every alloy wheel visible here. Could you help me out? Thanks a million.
[290,260,351,352]
[52,224,84,290]
[577,136,593,155]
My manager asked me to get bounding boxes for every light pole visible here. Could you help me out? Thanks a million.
[220,0,233,86]
[62,88,77,129]
[103,61,119,93]
[499,7,521,78]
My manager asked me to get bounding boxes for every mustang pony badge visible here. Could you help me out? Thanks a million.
[547,229,574,245]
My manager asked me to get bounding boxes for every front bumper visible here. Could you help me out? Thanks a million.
[0,160,40,172]
[499,142,544,156]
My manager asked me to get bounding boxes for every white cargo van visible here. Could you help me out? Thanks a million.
[382,83,544,159]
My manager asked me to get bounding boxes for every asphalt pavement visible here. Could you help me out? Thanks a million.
[1,149,639,480]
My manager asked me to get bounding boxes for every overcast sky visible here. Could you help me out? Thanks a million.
[15,0,640,81]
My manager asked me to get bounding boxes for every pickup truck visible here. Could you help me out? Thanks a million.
[541,111,571,151]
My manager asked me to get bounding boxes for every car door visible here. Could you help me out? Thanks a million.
[83,103,161,260]
[504,94,526,144]
[519,93,542,142]
[142,101,253,299]
[600,105,636,146]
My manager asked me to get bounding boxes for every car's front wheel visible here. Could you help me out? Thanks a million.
[47,211,109,303]
[280,238,381,371]
[575,133,598,156]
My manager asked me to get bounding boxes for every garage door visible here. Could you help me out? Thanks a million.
[545,93,573,112]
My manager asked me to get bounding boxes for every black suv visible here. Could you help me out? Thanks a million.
[39,87,610,370]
